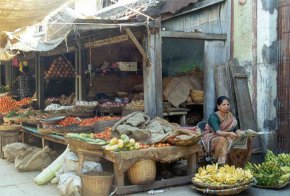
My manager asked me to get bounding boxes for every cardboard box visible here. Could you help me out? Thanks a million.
[117,62,137,71]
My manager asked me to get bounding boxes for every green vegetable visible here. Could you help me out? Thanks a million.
[34,147,70,185]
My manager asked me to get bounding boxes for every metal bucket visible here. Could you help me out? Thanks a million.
[81,171,114,196]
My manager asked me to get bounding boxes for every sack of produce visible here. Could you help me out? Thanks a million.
[3,142,30,163]
[15,146,54,172]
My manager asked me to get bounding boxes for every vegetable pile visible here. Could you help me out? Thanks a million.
[94,127,111,140]
[58,117,81,126]
[0,96,32,114]
[79,116,120,127]
[66,133,106,145]
[245,150,290,187]
[103,134,140,151]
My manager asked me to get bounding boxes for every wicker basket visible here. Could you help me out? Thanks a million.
[253,180,289,189]
[192,183,251,195]
[0,131,19,158]
[127,159,156,185]
[65,137,103,151]
[0,125,22,131]
[192,179,253,190]
[190,90,204,104]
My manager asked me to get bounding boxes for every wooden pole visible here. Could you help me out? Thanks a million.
[143,18,163,118]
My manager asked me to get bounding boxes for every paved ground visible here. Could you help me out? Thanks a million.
[1,158,290,196]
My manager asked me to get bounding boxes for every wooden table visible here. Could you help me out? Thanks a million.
[163,107,190,126]
[20,125,65,147]
[103,144,202,195]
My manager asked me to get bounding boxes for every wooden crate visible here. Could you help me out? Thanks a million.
[0,131,19,158]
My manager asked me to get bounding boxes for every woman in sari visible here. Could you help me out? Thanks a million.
[202,96,252,167]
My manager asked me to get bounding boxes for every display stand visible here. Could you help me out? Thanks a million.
[68,144,202,195]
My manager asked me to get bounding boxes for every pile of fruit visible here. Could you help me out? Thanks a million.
[58,117,81,126]
[45,56,75,79]
[245,150,290,187]
[79,116,120,127]
[141,142,171,149]
[94,127,111,141]
[0,96,32,114]
[103,134,140,151]
[193,164,253,186]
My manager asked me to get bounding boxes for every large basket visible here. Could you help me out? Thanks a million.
[192,183,251,195]
[192,179,253,190]
[253,180,289,189]
[0,131,19,158]
[127,159,156,185]
[65,137,103,151]
[81,171,114,196]
[190,90,204,104]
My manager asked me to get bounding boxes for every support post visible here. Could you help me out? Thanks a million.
[143,18,163,118]
[36,53,45,109]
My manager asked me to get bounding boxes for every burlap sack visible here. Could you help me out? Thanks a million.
[3,142,30,163]
[15,146,54,172]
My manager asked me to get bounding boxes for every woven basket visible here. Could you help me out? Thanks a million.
[192,183,251,195]
[127,159,156,185]
[65,137,103,151]
[190,90,204,104]
[253,180,289,189]
[0,125,22,131]
[192,179,253,190]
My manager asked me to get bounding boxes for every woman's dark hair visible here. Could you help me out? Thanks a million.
[214,96,230,112]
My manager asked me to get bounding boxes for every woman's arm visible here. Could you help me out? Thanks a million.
[216,130,238,139]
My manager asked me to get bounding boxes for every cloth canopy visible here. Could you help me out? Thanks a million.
[0,0,69,33]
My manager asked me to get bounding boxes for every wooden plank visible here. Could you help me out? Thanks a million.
[124,27,151,67]
[214,63,238,119]
[230,65,261,150]
[35,53,45,110]
[162,0,226,21]
[204,41,226,120]
[161,31,227,40]
[143,19,163,118]
[76,22,145,30]
[84,34,129,48]
[116,175,193,195]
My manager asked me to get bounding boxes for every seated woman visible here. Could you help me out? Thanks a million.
[202,96,252,167]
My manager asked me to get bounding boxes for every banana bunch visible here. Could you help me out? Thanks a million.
[265,150,290,167]
[245,161,289,186]
[277,153,290,166]
[193,164,253,186]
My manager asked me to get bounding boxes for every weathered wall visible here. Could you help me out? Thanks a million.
[162,38,204,76]
[162,0,231,118]
[233,0,278,152]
